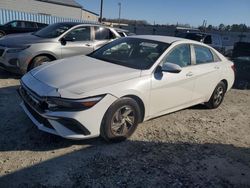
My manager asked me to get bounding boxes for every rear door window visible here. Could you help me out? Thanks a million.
[194,45,214,64]
[25,22,36,28]
[94,27,116,40]
[37,23,47,28]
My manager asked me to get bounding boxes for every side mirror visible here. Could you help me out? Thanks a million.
[162,62,182,73]
[60,38,67,46]
[60,36,75,45]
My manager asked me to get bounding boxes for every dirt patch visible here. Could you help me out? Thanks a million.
[0,69,250,187]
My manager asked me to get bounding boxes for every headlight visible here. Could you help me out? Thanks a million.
[7,45,30,53]
[46,95,105,111]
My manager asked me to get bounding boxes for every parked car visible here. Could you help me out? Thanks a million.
[0,22,122,75]
[114,28,135,37]
[176,32,224,53]
[18,36,235,141]
[232,42,250,89]
[233,56,250,89]
[0,20,47,38]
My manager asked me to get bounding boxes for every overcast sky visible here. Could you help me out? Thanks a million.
[77,0,250,26]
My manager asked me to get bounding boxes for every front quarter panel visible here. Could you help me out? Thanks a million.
[28,42,61,60]
[46,94,118,138]
[74,75,152,121]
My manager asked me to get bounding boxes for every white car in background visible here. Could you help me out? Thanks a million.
[18,36,235,142]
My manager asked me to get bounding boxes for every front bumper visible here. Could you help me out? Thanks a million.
[0,48,31,75]
[18,85,117,140]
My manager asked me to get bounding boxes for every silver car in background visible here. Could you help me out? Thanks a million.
[0,22,122,74]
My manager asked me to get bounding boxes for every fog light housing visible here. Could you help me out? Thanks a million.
[8,58,19,67]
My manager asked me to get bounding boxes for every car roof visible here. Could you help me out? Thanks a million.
[7,20,45,23]
[114,28,129,32]
[128,35,193,44]
[53,22,102,27]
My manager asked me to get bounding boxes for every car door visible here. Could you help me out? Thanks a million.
[93,26,117,49]
[149,44,195,116]
[24,21,37,32]
[7,21,23,34]
[61,26,94,58]
[191,44,221,101]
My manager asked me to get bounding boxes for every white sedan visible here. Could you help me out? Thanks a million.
[18,35,235,141]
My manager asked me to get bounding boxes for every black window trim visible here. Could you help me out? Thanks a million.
[94,26,116,41]
[61,25,93,42]
[191,44,219,65]
[160,43,192,68]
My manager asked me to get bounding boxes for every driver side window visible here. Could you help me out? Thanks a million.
[162,44,191,67]
[64,27,91,41]
[9,21,18,28]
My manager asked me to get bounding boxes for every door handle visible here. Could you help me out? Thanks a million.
[186,72,194,77]
[214,66,220,69]
[85,43,92,47]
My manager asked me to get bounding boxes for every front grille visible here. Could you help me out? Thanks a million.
[19,85,91,135]
[23,101,54,130]
[0,49,4,57]
[19,86,47,113]
[24,102,54,129]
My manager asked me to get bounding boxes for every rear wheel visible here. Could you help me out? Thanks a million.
[29,56,52,71]
[101,97,141,142]
[206,81,226,109]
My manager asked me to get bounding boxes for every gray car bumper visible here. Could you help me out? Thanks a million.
[0,48,31,74]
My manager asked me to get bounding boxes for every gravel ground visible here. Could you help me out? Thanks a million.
[0,69,250,188]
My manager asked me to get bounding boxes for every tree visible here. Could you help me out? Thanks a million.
[239,24,248,32]
[225,25,231,31]
[206,25,213,31]
[219,23,225,31]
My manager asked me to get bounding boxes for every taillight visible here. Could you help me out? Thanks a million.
[231,64,236,76]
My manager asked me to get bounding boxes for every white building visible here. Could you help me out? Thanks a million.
[0,0,99,22]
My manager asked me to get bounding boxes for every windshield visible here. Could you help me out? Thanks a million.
[89,38,170,70]
[33,23,75,38]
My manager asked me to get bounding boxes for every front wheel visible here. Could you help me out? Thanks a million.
[29,56,52,71]
[101,97,141,142]
[206,81,226,109]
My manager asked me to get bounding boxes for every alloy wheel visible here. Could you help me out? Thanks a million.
[111,105,135,136]
[213,85,224,106]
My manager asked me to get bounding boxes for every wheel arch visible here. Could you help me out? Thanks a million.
[0,30,6,35]
[221,79,228,91]
[122,95,145,123]
[28,53,57,71]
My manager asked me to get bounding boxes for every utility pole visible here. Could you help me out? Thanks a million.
[118,2,121,26]
[99,0,103,23]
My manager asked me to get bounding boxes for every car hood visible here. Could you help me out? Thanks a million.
[0,33,53,48]
[30,55,141,95]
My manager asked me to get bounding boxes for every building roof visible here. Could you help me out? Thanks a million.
[36,0,99,16]
[82,8,99,16]
[36,0,82,8]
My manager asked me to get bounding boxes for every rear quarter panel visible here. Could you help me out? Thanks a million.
[220,60,235,91]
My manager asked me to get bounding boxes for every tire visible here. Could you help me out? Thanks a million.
[100,97,141,142]
[29,56,52,71]
[0,31,5,38]
[206,81,226,109]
